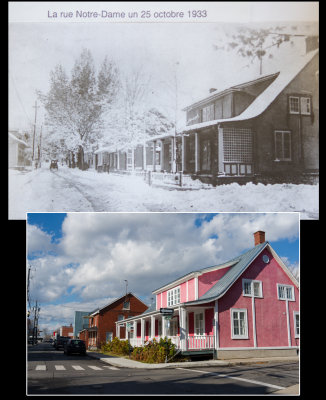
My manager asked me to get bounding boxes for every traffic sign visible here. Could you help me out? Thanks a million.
[160,308,174,315]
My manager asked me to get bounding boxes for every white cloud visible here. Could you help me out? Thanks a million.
[28,212,299,330]
[27,224,56,254]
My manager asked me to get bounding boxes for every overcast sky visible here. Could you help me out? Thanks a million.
[27,212,299,333]
[9,2,318,133]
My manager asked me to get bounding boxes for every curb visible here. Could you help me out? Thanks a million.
[86,352,298,370]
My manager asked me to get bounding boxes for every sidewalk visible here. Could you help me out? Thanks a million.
[86,350,298,370]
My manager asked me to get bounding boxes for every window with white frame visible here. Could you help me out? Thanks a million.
[294,312,299,338]
[195,312,204,335]
[123,301,130,310]
[231,309,248,339]
[277,284,295,301]
[289,95,311,115]
[300,97,311,115]
[274,130,291,161]
[289,96,300,114]
[242,279,263,298]
[167,286,180,307]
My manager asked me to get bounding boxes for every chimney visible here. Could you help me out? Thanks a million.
[209,88,217,93]
[254,231,265,246]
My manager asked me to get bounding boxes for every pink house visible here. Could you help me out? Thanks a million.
[116,231,299,359]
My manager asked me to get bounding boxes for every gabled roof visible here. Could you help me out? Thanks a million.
[178,49,318,134]
[186,241,299,306]
[87,292,147,316]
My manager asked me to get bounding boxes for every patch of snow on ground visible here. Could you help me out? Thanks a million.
[8,166,319,219]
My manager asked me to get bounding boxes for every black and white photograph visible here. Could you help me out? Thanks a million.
[9,2,319,219]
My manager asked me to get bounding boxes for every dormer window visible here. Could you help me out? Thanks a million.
[167,286,180,306]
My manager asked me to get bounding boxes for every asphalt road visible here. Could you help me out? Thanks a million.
[27,343,299,395]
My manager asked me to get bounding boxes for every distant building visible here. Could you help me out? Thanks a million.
[9,130,30,169]
[73,311,90,339]
[79,293,148,350]
[60,324,74,337]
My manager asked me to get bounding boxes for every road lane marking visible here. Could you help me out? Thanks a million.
[88,365,103,370]
[55,365,66,370]
[103,366,119,370]
[72,365,85,370]
[35,365,46,370]
[176,368,285,391]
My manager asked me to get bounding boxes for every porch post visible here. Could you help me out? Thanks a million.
[125,321,128,340]
[195,132,199,172]
[143,145,147,170]
[152,141,156,172]
[151,315,155,339]
[131,148,135,171]
[218,124,224,173]
[172,136,176,173]
[141,318,145,345]
[161,140,165,172]
[181,135,186,172]
[214,300,219,358]
[133,321,137,340]
[162,315,166,338]
[117,151,120,170]
[116,323,120,339]
[179,307,187,351]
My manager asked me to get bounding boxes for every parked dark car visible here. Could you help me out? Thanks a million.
[54,336,70,350]
[64,339,86,356]
[50,160,58,170]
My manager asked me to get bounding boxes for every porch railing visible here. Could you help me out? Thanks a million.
[187,335,215,350]
[129,335,214,350]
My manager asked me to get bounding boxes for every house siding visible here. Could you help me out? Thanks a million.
[254,53,318,175]
[218,248,299,349]
[198,266,231,298]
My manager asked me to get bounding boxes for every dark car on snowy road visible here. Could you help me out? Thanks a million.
[50,160,58,170]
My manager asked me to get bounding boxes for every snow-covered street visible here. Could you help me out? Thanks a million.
[9,165,318,219]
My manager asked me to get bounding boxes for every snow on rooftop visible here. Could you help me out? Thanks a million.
[178,49,318,133]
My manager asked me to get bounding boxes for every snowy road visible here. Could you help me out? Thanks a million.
[9,165,319,219]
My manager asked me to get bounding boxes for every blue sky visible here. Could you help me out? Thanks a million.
[27,212,299,333]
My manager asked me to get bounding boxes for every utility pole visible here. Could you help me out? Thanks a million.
[38,124,43,168]
[27,265,31,310]
[32,301,40,345]
[32,101,40,168]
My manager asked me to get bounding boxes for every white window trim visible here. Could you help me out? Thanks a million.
[274,130,292,162]
[300,97,311,115]
[293,311,300,338]
[289,96,300,114]
[167,286,181,307]
[231,308,249,340]
[277,284,295,301]
[242,279,263,298]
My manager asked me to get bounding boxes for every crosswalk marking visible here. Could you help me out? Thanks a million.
[35,365,46,370]
[34,364,119,372]
[104,366,119,370]
[88,365,103,370]
[72,365,85,370]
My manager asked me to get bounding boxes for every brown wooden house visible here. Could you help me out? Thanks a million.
[79,292,148,349]
[180,38,319,184]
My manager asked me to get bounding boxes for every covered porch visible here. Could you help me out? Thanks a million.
[115,305,216,355]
